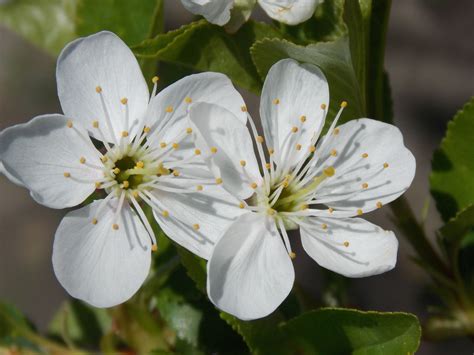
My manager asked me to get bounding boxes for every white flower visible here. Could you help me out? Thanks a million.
[0,31,247,308]
[189,59,416,320]
[180,0,321,26]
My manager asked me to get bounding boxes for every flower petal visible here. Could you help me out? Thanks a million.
[0,161,24,187]
[151,183,245,260]
[180,0,234,26]
[207,212,294,320]
[258,0,319,25]
[57,31,149,142]
[189,102,261,200]
[312,119,416,214]
[260,59,328,168]
[300,216,398,277]
[0,114,103,209]
[52,199,151,308]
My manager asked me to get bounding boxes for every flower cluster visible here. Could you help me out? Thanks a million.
[0,32,415,320]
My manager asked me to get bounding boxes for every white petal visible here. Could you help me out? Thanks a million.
[313,119,416,214]
[300,216,398,277]
[207,212,294,320]
[145,72,246,147]
[180,0,234,26]
[258,0,319,25]
[0,115,103,209]
[57,31,149,142]
[189,102,261,200]
[0,161,24,187]
[260,59,328,168]
[151,184,245,260]
[52,199,151,308]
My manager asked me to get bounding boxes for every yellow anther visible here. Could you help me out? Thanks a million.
[362,183,368,189]
[296,144,302,151]
[239,202,245,209]
[112,224,119,230]
[256,136,264,143]
[132,190,139,198]
[300,115,307,123]
[92,120,99,128]
[323,166,335,177]
[160,142,167,148]
[321,103,327,110]
[122,181,130,188]
[334,128,340,135]
[210,147,218,154]
[63,172,71,178]
[343,241,350,247]
[322,223,328,230]
[196,185,203,191]
[301,204,309,210]
[113,168,120,175]
[268,208,276,216]
[172,143,179,149]
[328,207,334,213]
[121,131,129,137]
[66,120,73,128]
[215,178,223,184]
[362,153,369,158]
[240,160,247,167]
[136,161,144,168]
[193,224,200,230]
[340,101,348,108]
[241,105,247,112]
[143,126,151,133]
[186,127,193,134]
[91,218,98,225]
[357,209,363,216]
[268,148,275,155]
[265,163,271,170]
[120,97,128,105]
[282,180,289,188]
[250,182,258,189]
[151,244,158,252]
[194,149,201,155]
[309,146,316,153]
[79,157,86,164]
[289,252,296,260]
[383,162,389,169]
[330,149,338,157]
[100,156,108,163]
[291,126,299,133]
[185,97,192,104]
[162,210,169,217]
[95,182,102,189]
[95,86,102,93]
[376,201,383,208]
[152,76,160,84]
[273,98,280,105]
[165,106,174,113]
[173,170,180,177]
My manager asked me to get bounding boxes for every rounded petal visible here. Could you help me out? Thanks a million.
[145,72,246,146]
[313,119,416,214]
[180,0,234,26]
[300,216,398,277]
[189,102,261,200]
[207,212,294,320]
[0,114,103,209]
[57,31,149,142]
[258,0,319,25]
[53,199,151,308]
[260,59,328,168]
[152,184,245,260]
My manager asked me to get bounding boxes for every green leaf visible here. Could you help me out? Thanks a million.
[440,204,474,245]
[176,246,207,292]
[250,37,365,127]
[0,0,77,55]
[431,97,474,221]
[133,20,285,93]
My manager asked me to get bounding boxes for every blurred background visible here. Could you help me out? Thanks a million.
[0,0,473,353]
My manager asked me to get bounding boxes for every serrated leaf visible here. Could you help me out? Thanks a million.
[431,97,474,221]
[0,0,77,55]
[133,20,284,93]
[440,204,474,245]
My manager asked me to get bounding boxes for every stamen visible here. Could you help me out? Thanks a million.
[376,201,383,208]
[79,157,86,164]
[210,147,218,154]
[357,209,363,215]
[63,172,71,178]
[165,106,173,113]
[193,224,200,230]
[215,178,223,184]
[362,153,369,158]
[273,98,280,105]
[362,183,368,189]
[130,195,157,247]
[185,97,192,104]
[241,105,247,112]
[383,162,389,169]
